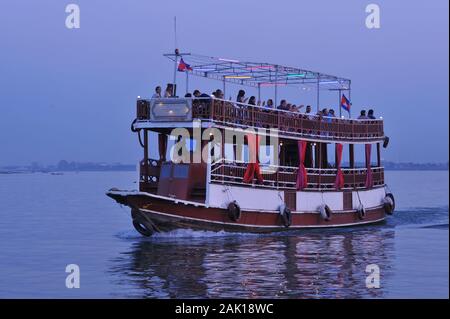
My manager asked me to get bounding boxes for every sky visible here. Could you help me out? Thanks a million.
[0,0,448,166]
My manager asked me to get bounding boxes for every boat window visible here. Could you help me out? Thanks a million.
[173,164,189,179]
[160,164,171,178]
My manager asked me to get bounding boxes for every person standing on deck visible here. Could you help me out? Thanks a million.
[236,90,248,104]
[358,110,368,119]
[164,84,174,97]
[277,100,288,110]
[368,109,376,119]
[304,105,314,120]
[329,109,336,118]
[152,86,161,98]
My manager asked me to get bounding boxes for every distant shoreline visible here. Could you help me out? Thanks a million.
[0,160,448,175]
[1,168,448,174]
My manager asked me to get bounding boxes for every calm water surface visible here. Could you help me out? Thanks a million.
[0,171,448,298]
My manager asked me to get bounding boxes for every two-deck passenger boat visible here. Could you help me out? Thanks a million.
[107,52,395,236]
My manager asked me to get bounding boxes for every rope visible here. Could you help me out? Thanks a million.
[223,185,233,203]
[277,191,284,205]
[356,190,362,206]
[137,130,144,148]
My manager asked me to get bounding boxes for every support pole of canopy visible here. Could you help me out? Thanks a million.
[223,77,226,97]
[274,66,278,106]
[338,89,342,118]
[186,71,189,95]
[316,75,320,113]
[258,83,261,102]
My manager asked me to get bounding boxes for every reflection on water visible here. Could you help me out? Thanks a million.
[0,171,446,298]
[110,227,395,298]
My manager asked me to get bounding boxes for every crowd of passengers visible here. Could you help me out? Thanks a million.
[151,84,377,120]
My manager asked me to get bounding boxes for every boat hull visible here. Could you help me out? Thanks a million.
[107,190,387,234]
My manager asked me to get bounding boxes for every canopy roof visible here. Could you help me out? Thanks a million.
[164,53,351,91]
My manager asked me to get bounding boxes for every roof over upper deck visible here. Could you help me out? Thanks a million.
[164,52,351,91]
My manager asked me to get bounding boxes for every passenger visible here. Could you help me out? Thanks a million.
[368,109,376,119]
[193,89,211,113]
[358,110,368,119]
[236,90,248,104]
[291,104,301,112]
[248,96,256,105]
[304,105,313,119]
[152,86,162,98]
[193,89,210,99]
[214,89,224,99]
[184,93,192,98]
[329,109,336,117]
[322,108,333,125]
[164,84,174,97]
[277,100,288,111]
[266,99,274,109]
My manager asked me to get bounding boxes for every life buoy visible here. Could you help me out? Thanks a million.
[319,204,332,221]
[131,209,157,237]
[383,193,395,215]
[279,204,292,228]
[132,218,155,237]
[227,201,241,222]
[357,204,366,220]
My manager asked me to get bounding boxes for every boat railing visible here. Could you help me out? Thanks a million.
[136,97,384,142]
[209,158,384,191]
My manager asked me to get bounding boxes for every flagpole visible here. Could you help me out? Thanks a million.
[186,71,189,95]
[348,80,352,118]
[338,89,342,118]
[173,51,178,96]
[173,16,178,96]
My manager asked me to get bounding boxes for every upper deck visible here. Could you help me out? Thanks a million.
[134,97,385,143]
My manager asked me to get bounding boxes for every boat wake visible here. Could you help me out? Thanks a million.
[386,205,449,228]
[115,228,260,240]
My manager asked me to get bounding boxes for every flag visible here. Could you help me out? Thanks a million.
[341,94,351,112]
[177,58,192,72]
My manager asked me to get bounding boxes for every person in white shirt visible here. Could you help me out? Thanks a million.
[152,86,161,98]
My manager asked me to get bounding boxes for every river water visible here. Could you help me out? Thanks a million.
[0,170,448,298]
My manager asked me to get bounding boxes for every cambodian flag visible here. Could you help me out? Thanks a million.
[177,58,192,72]
[341,94,351,112]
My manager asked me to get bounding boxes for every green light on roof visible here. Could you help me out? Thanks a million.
[287,73,306,77]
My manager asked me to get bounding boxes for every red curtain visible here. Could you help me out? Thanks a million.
[243,134,264,183]
[365,144,373,188]
[296,140,308,190]
[158,133,168,161]
[334,143,344,189]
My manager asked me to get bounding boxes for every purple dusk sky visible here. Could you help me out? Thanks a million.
[0,0,448,165]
